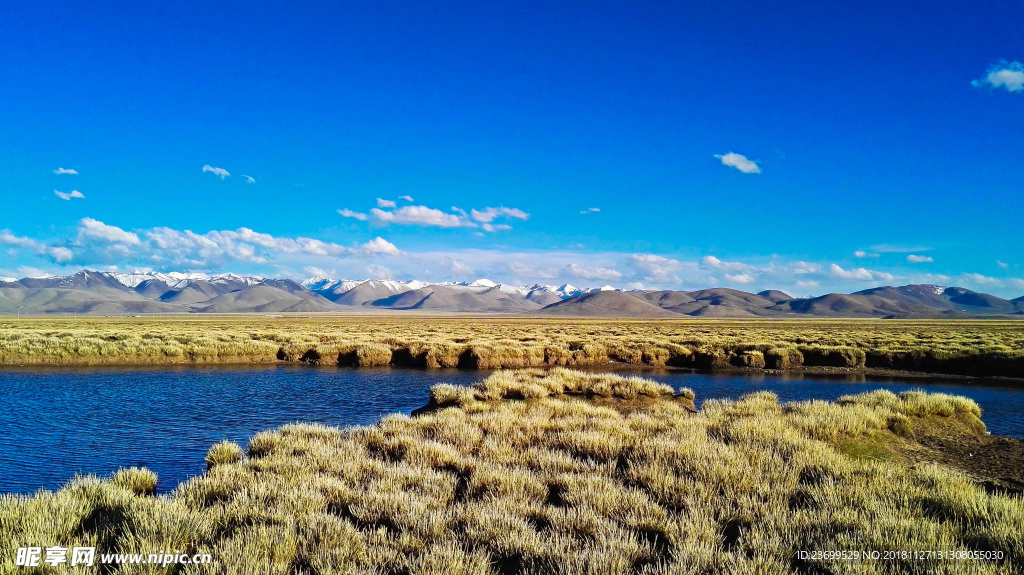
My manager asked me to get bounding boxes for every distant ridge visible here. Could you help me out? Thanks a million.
[540,291,682,318]
[0,271,1021,317]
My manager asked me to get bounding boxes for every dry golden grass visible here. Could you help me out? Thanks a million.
[0,317,1022,378]
[1,369,1020,574]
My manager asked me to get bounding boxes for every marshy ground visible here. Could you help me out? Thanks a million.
[1,369,1021,574]
[1,317,1022,381]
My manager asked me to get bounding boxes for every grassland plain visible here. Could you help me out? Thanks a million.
[1,369,1021,574]
[0,317,1022,379]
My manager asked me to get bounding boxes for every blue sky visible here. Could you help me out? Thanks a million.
[1,1,1022,296]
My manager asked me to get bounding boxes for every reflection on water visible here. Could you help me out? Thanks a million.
[0,365,1020,494]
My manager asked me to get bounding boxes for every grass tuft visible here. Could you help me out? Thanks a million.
[110,467,157,496]
[205,440,244,469]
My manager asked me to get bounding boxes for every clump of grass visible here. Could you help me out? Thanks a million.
[764,346,803,369]
[736,350,766,368]
[0,370,1020,573]
[205,440,244,469]
[110,467,157,495]
[355,343,392,367]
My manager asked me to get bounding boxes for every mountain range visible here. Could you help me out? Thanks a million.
[1,270,1022,318]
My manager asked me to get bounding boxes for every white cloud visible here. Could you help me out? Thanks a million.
[338,209,369,221]
[714,152,761,174]
[441,257,474,277]
[792,261,821,274]
[341,202,527,232]
[360,237,400,256]
[399,195,414,202]
[996,260,1010,269]
[701,255,755,272]
[907,254,933,263]
[202,165,230,179]
[47,247,73,263]
[627,254,684,281]
[501,261,559,280]
[54,190,85,201]
[470,207,529,223]
[242,175,255,184]
[1008,278,1024,290]
[961,273,1002,287]
[854,250,879,258]
[725,273,755,284]
[829,263,895,282]
[78,218,141,245]
[0,230,39,248]
[972,61,1024,92]
[371,206,464,228]
[481,223,512,232]
[303,266,334,279]
[566,263,623,281]
[365,264,394,279]
[580,207,601,214]
[53,168,78,175]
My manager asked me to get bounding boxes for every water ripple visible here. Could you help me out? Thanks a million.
[0,366,1020,494]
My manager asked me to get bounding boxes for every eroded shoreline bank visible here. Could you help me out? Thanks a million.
[2,317,1022,381]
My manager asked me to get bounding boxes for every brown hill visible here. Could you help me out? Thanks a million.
[757,290,793,303]
[539,291,679,318]
[196,285,336,313]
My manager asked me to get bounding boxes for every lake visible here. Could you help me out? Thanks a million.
[1,366,1021,494]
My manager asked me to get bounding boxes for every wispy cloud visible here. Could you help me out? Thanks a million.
[714,152,761,174]
[700,255,756,273]
[829,263,896,282]
[870,244,930,253]
[580,207,601,214]
[399,195,414,202]
[202,165,230,179]
[470,207,529,223]
[242,175,255,184]
[725,273,755,284]
[54,190,85,201]
[972,60,1024,92]
[337,209,369,221]
[906,254,933,263]
[566,263,623,281]
[996,260,1010,269]
[53,168,78,175]
[341,201,528,232]
[0,230,39,248]
[854,250,879,258]
[627,254,683,282]
[961,272,1002,287]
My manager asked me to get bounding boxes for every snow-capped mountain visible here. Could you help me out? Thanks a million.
[299,276,621,301]
[1,270,1022,317]
[107,271,263,289]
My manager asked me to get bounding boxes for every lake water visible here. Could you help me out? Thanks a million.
[1,366,1021,494]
